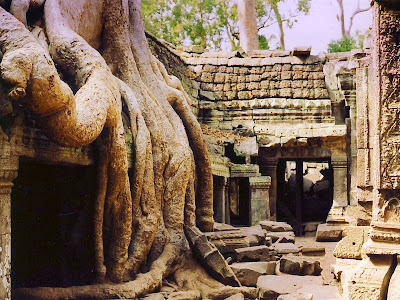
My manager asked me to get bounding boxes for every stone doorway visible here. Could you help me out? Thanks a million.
[11,161,95,289]
[277,159,333,235]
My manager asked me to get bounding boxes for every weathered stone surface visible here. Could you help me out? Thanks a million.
[333,226,369,259]
[266,232,295,243]
[231,261,276,286]
[273,243,300,254]
[184,226,241,287]
[279,255,322,276]
[260,221,293,232]
[239,226,267,245]
[316,224,343,242]
[214,223,240,232]
[301,246,325,256]
[235,245,278,262]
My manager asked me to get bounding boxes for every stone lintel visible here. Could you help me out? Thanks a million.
[249,176,271,189]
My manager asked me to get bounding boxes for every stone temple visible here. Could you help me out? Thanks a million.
[1,0,400,299]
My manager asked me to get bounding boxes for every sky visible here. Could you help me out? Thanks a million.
[260,0,372,54]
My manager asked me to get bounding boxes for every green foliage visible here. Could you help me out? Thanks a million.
[328,36,357,53]
[327,29,369,53]
[258,35,270,50]
[142,0,311,50]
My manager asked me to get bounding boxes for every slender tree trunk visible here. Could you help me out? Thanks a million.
[271,1,285,50]
[237,0,259,52]
[337,0,346,38]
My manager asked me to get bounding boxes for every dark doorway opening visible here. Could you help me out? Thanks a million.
[11,161,96,289]
[229,178,250,226]
[277,158,333,235]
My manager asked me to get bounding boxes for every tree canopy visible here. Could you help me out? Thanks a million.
[142,0,310,50]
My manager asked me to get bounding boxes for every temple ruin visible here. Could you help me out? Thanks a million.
[1,0,400,299]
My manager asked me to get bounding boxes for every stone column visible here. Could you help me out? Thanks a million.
[259,158,278,221]
[213,176,228,223]
[328,159,348,223]
[249,176,271,226]
[342,2,400,298]
[0,153,18,300]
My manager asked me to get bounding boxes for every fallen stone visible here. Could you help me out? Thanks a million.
[214,223,240,232]
[144,293,165,300]
[265,237,272,246]
[316,224,343,242]
[231,261,276,286]
[184,226,241,287]
[333,226,369,259]
[279,255,322,276]
[235,245,278,262]
[211,238,250,254]
[277,292,313,300]
[225,293,244,300]
[260,221,293,232]
[301,246,325,256]
[266,232,295,243]
[279,257,302,275]
[273,243,300,254]
[240,225,267,245]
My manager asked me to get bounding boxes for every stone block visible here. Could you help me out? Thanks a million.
[279,255,322,276]
[237,91,252,100]
[313,79,326,88]
[167,291,201,300]
[235,245,278,262]
[231,261,276,286]
[315,224,343,242]
[236,83,246,91]
[214,73,226,83]
[266,232,295,243]
[260,221,293,232]
[281,71,293,80]
[260,80,270,89]
[203,65,218,72]
[279,81,291,89]
[237,75,246,83]
[293,71,303,80]
[301,246,325,256]
[333,226,369,259]
[273,243,300,254]
[247,82,260,90]
[201,72,214,83]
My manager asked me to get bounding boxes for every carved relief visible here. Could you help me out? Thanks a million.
[379,7,400,188]
[379,197,400,223]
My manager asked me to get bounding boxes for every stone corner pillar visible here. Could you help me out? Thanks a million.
[259,158,278,221]
[328,159,348,223]
[0,154,18,300]
[249,176,271,226]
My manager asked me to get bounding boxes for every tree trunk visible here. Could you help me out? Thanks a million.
[0,0,222,298]
[237,0,259,52]
[271,1,285,50]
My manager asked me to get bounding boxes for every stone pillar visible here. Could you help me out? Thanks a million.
[0,153,18,300]
[259,158,278,221]
[249,176,271,226]
[328,159,348,223]
[224,179,231,224]
[341,2,400,298]
[213,176,228,223]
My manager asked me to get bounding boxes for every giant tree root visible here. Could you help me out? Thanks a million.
[13,253,257,300]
